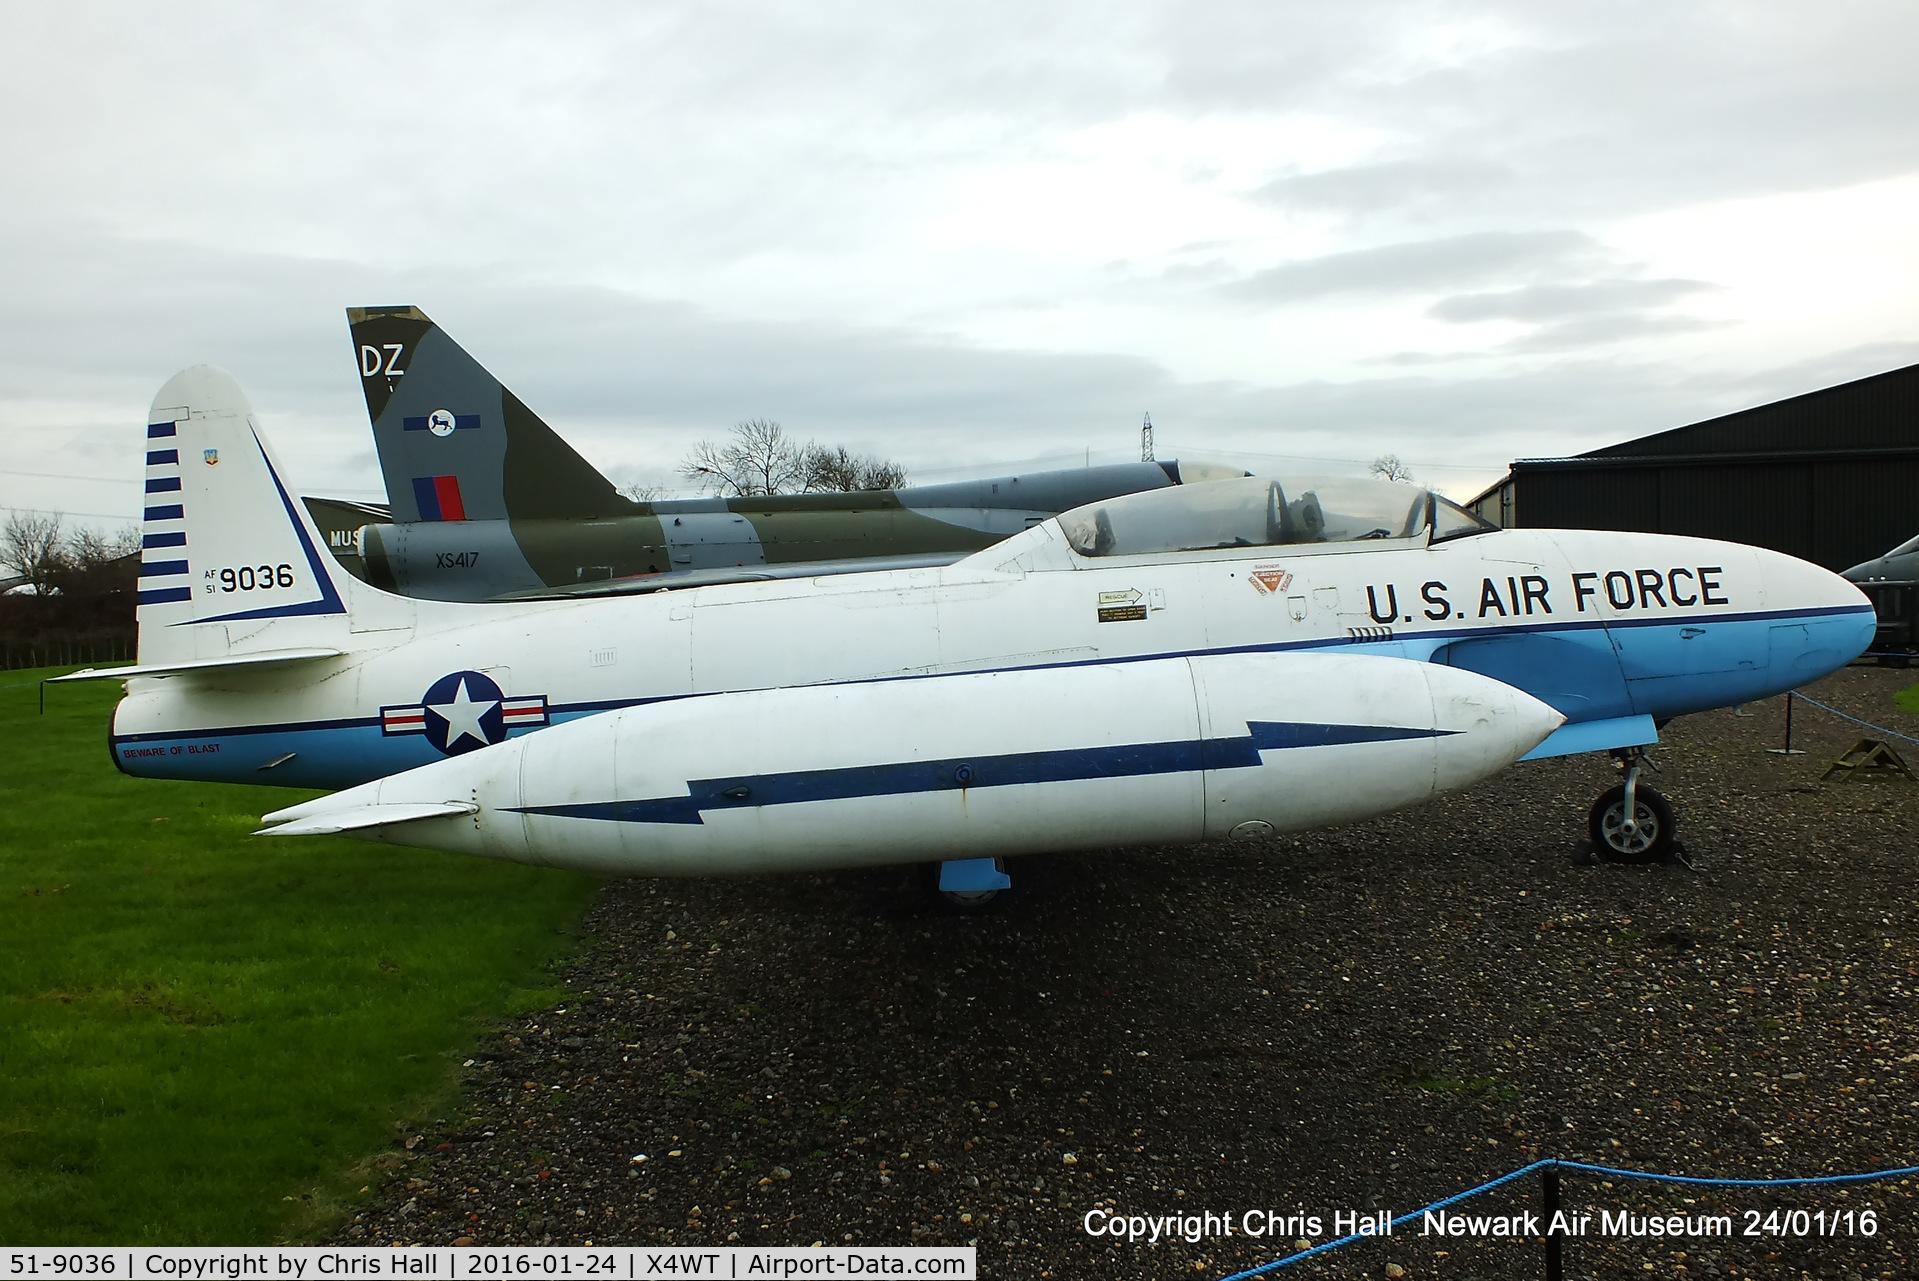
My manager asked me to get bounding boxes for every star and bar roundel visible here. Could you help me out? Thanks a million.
[381,670,549,755]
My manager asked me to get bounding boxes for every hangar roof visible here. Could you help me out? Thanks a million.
[1521,360,1919,468]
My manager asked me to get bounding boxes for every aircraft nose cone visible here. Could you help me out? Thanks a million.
[1753,547,1877,673]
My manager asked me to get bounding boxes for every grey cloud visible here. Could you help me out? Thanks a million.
[5,3,1919,280]
[1430,278,1717,324]
[1221,231,1605,305]
[1250,159,1514,215]
[1157,258,1236,285]
[1500,313,1728,354]
[1158,3,1919,226]
[1,223,1911,517]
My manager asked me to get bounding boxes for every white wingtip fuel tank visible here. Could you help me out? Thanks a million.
[260,653,1563,875]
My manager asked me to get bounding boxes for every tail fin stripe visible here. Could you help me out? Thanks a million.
[401,414,482,432]
[433,475,467,521]
[137,587,193,605]
[145,504,184,521]
[147,449,178,465]
[142,532,186,549]
[412,475,441,520]
[139,560,188,577]
[145,476,182,493]
[147,423,177,438]
[411,475,469,522]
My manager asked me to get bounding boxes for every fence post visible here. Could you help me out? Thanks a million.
[1767,691,1807,756]
[1542,1161,1562,1281]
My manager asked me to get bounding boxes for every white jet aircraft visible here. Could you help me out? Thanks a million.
[73,368,1875,899]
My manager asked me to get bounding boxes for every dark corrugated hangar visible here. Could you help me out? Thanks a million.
[1468,360,1919,572]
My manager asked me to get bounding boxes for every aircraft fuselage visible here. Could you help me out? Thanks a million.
[110,522,1873,790]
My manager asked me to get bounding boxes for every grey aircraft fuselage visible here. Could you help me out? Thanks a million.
[334,305,1243,601]
[1842,533,1919,653]
[350,461,1230,601]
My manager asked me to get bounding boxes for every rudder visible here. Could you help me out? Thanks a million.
[138,367,352,665]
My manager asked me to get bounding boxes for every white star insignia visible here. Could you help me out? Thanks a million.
[428,677,500,749]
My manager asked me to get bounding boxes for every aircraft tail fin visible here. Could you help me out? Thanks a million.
[348,306,634,523]
[137,367,363,667]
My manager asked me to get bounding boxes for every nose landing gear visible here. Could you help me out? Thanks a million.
[1587,747,1677,863]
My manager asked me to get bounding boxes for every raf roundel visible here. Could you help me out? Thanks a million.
[427,408,458,437]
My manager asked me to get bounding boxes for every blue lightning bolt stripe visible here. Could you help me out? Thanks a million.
[511,721,1451,827]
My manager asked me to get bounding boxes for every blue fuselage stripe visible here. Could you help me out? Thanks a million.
[511,721,1450,826]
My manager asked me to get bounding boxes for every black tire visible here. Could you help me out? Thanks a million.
[940,888,1002,909]
[1588,783,1676,863]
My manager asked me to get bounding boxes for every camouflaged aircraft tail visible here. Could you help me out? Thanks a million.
[348,306,635,524]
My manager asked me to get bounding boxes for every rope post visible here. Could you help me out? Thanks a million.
[1766,691,1806,755]
[1542,1161,1563,1281]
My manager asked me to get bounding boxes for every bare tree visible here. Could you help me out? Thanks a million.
[800,444,908,492]
[680,419,806,496]
[1370,453,1417,484]
[617,482,671,502]
[1,511,68,593]
[681,421,906,496]
[67,523,141,565]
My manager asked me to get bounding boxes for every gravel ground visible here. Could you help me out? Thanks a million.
[334,666,1919,1280]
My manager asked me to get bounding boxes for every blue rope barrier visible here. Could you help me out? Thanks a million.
[1218,1160,1553,1280]
[1216,1157,1919,1279]
[1790,692,1919,747]
[1557,1158,1919,1188]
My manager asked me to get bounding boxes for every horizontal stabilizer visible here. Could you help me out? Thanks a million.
[48,647,345,683]
[256,799,479,837]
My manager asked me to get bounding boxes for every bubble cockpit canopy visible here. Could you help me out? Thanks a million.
[1056,475,1493,559]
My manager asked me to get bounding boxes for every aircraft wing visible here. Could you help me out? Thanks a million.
[257,800,479,837]
[46,647,347,683]
[493,551,973,600]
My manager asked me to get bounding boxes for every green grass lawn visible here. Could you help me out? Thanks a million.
[0,668,600,1244]
[1897,681,1919,715]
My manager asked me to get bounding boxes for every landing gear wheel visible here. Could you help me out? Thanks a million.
[1588,783,1676,863]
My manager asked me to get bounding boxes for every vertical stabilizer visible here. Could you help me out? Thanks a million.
[138,367,355,665]
[348,306,634,523]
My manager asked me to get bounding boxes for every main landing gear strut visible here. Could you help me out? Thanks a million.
[1586,746,1678,863]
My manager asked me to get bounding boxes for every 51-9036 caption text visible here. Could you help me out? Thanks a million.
[5,1249,974,1281]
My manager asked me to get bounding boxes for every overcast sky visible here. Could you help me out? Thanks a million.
[4,1,1918,526]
